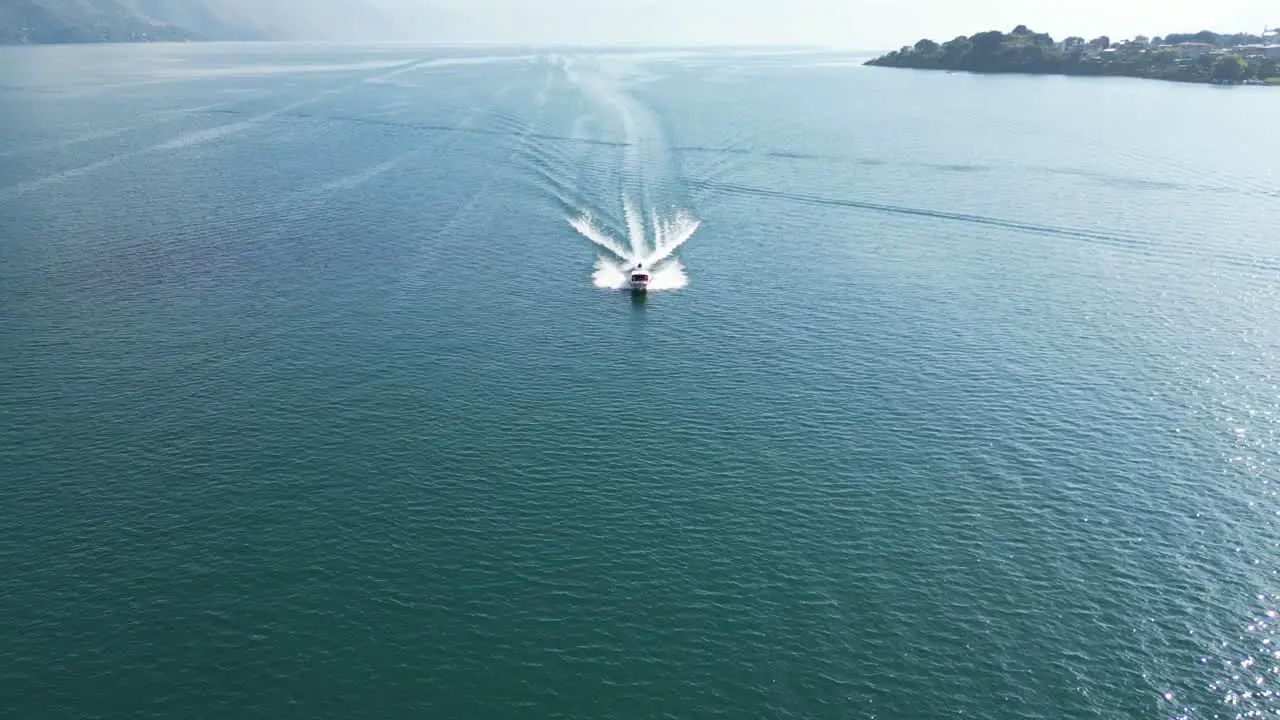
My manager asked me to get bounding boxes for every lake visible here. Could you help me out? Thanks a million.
[2,42,1279,719]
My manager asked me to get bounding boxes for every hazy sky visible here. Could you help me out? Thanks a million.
[367,0,1278,47]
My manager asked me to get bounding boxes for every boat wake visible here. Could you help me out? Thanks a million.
[570,196,700,291]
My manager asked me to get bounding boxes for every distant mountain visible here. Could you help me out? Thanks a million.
[0,0,410,44]
[122,0,267,41]
[0,0,198,43]
[123,0,401,41]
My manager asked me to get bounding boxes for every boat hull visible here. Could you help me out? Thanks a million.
[629,266,650,293]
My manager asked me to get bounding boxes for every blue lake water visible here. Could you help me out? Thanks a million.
[2,42,1280,719]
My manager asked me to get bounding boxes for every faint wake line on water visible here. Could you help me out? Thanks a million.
[311,96,518,193]
[130,107,639,149]
[154,92,344,151]
[364,55,535,85]
[389,76,553,299]
[1028,118,1280,200]
[0,125,137,159]
[318,156,406,193]
[674,141,1274,200]
[314,75,527,199]
[695,180,1280,274]
[83,79,537,302]
[0,93,337,200]
[0,102,245,160]
[46,77,534,288]
[0,60,431,201]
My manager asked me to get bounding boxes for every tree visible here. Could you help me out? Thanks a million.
[1133,35,1150,45]
[863,26,1256,85]
[1012,24,1031,35]
[971,30,1005,51]
[914,38,940,54]
[940,36,973,65]
[1212,54,1246,82]
[967,30,1008,71]
[1031,32,1056,47]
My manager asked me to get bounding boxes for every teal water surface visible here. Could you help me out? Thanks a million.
[2,43,1280,720]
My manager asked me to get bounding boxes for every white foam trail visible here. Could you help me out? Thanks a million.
[644,211,700,266]
[592,256,628,289]
[623,195,645,260]
[651,207,667,253]
[560,59,698,292]
[648,258,689,291]
[570,215,630,259]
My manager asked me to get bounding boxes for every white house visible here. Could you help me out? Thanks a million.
[1235,44,1280,58]
[1175,42,1214,59]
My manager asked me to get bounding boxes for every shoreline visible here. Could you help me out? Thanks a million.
[865,63,1280,87]
[866,26,1280,87]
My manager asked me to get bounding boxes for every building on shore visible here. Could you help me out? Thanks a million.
[1175,42,1215,59]
[1231,44,1280,58]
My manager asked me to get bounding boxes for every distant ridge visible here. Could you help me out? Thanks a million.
[0,0,404,44]
[0,0,199,43]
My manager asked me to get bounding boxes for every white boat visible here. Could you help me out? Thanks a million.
[629,264,650,293]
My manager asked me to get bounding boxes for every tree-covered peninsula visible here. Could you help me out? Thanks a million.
[866,26,1280,85]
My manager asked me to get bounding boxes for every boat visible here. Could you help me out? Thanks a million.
[629,264,650,293]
